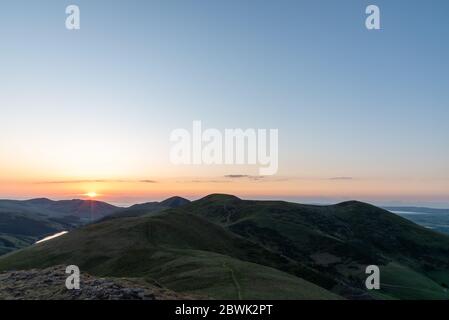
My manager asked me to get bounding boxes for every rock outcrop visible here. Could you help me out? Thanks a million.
[0,265,196,300]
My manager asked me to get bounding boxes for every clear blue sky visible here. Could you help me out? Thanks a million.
[0,1,448,206]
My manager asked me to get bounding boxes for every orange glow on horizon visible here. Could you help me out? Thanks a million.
[0,176,448,207]
[84,191,98,198]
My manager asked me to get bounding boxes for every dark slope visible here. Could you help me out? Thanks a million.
[168,194,449,299]
[0,197,189,255]
[160,196,191,208]
[0,198,120,255]
[0,211,79,256]
[1,194,448,299]
[100,196,191,221]
[0,210,338,299]
[0,198,120,220]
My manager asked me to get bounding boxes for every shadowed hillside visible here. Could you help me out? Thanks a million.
[0,197,189,255]
[99,196,190,221]
[170,194,449,299]
[0,198,121,255]
[0,198,120,220]
[1,194,448,299]
[0,209,338,299]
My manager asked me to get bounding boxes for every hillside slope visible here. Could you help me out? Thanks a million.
[0,210,338,300]
[0,198,120,220]
[0,198,121,255]
[0,211,79,255]
[169,194,449,299]
[0,197,190,255]
[1,194,448,299]
[99,196,190,221]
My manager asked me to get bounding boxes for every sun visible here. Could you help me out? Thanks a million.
[85,191,98,198]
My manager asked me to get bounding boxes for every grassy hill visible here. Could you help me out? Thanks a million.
[99,196,190,221]
[0,196,192,256]
[0,194,448,299]
[0,198,121,255]
[0,198,120,220]
[166,194,449,299]
[0,211,79,255]
[0,210,338,299]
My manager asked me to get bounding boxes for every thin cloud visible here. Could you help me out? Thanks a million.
[138,180,158,183]
[328,177,353,181]
[181,179,232,184]
[224,175,248,178]
[224,175,264,181]
[35,179,157,184]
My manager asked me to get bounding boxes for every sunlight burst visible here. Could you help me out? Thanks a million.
[85,191,98,198]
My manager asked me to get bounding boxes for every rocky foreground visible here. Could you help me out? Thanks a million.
[0,265,196,300]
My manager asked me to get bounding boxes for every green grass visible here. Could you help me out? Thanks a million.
[1,194,449,300]
[169,195,449,299]
[378,263,449,300]
[0,211,339,299]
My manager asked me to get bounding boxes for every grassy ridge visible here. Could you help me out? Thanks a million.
[0,211,339,299]
[1,194,448,299]
[170,194,449,299]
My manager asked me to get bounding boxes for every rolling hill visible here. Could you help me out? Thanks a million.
[0,211,80,256]
[0,207,338,299]
[0,197,192,256]
[0,198,120,220]
[0,198,122,255]
[170,195,449,299]
[99,196,190,221]
[0,194,448,299]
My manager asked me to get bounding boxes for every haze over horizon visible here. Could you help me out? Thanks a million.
[1,0,448,207]
[2,193,448,210]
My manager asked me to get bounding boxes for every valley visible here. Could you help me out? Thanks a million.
[0,194,448,300]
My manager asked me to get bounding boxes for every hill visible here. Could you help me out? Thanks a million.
[0,197,190,255]
[0,198,120,220]
[100,196,190,221]
[166,194,449,299]
[0,211,80,256]
[0,208,338,299]
[1,194,448,299]
[0,198,121,255]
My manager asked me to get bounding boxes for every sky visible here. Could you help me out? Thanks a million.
[0,0,448,207]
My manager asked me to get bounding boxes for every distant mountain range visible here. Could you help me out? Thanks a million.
[0,198,120,219]
[0,197,189,255]
[99,196,190,221]
[0,194,448,300]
